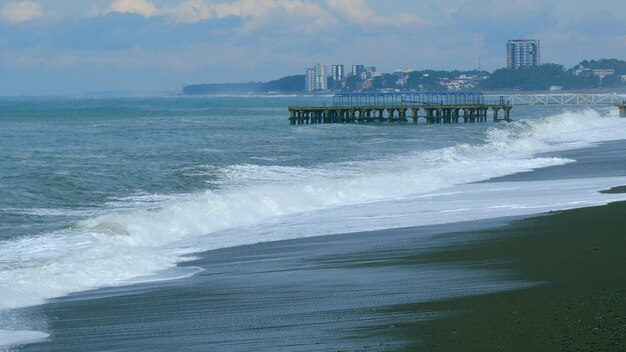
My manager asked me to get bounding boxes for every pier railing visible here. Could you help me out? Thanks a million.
[496,93,625,117]
[499,93,624,106]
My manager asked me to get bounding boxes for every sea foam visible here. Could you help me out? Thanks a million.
[0,330,48,350]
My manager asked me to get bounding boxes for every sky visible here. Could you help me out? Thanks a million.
[0,0,625,95]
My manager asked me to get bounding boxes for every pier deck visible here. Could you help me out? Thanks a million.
[288,92,512,125]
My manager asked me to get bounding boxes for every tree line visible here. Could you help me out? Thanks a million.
[485,59,626,90]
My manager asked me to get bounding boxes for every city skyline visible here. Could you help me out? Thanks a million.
[1,0,625,95]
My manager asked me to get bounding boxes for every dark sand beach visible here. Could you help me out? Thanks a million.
[390,198,626,351]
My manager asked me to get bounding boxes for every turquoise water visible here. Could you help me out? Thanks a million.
[2,96,626,350]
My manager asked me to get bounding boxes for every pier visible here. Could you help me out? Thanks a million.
[493,93,626,118]
[502,93,624,106]
[288,92,512,125]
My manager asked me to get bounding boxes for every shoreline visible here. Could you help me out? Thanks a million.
[2,88,625,99]
[17,138,626,351]
[22,198,626,351]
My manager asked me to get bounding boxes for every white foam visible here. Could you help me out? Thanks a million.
[2,108,626,342]
[491,108,626,151]
[0,330,48,349]
[225,176,626,243]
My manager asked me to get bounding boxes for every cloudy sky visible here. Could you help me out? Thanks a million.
[1,0,625,95]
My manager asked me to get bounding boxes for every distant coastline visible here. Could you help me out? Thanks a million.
[181,58,626,96]
[176,87,626,97]
[2,88,624,100]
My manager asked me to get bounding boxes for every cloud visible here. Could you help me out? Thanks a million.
[100,0,338,34]
[166,0,216,24]
[327,0,426,28]
[102,0,216,23]
[0,1,43,23]
[106,0,160,18]
[219,0,339,34]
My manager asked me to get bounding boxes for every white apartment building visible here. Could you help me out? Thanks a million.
[506,39,540,69]
[305,64,328,92]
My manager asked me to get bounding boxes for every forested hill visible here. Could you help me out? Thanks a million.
[182,75,305,95]
[483,60,626,90]
[263,75,305,93]
[182,82,264,95]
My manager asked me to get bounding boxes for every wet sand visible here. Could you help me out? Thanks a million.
[391,198,626,351]
[25,217,529,352]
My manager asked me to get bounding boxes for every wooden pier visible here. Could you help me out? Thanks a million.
[618,101,626,118]
[288,92,512,125]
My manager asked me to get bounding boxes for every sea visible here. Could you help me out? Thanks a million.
[1,95,626,351]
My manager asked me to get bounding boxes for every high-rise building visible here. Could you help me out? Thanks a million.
[315,63,328,91]
[305,67,316,92]
[351,64,365,77]
[331,64,344,81]
[506,39,540,69]
[305,64,328,92]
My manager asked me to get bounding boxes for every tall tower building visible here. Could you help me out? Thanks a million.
[506,39,540,69]
[331,64,344,81]
[305,67,316,92]
[305,64,328,92]
[315,63,328,91]
[351,64,365,77]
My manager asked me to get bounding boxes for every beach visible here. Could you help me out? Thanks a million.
[2,97,626,351]
[21,195,626,351]
[394,198,626,351]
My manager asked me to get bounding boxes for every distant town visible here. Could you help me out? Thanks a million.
[182,40,626,95]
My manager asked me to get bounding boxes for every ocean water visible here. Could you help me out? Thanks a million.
[2,96,626,350]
